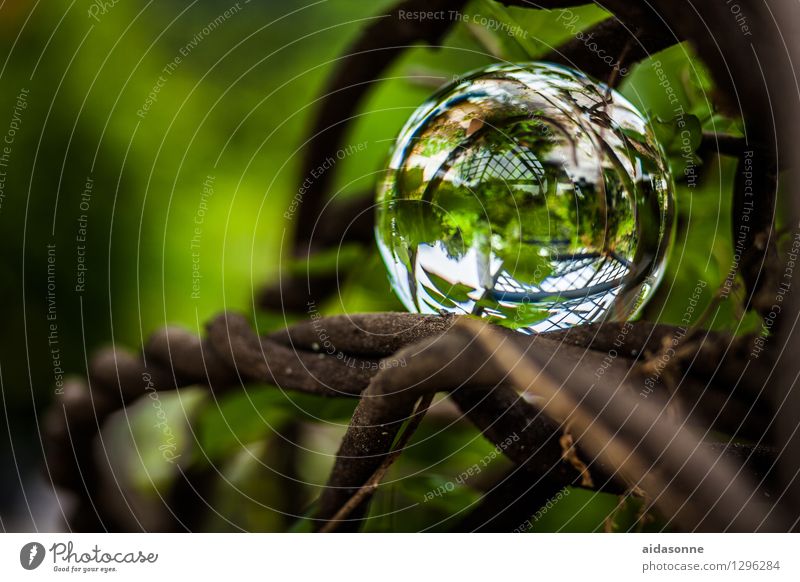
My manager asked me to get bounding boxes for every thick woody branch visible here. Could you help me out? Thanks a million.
[461,319,784,531]
[315,321,782,531]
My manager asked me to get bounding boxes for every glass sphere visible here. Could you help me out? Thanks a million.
[375,63,674,332]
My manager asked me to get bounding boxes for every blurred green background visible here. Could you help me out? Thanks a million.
[0,0,753,532]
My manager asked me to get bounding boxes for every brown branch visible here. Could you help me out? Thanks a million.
[449,382,599,487]
[544,1,677,86]
[48,310,784,531]
[269,312,456,357]
[460,318,785,531]
[545,321,683,356]
[314,319,782,530]
[45,312,383,530]
[318,393,434,533]
[206,313,374,396]
[312,332,500,529]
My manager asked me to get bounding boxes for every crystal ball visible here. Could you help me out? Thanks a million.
[375,63,674,332]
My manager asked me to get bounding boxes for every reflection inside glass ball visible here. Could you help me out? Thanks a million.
[376,63,674,332]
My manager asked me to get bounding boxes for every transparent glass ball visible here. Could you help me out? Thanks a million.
[376,63,674,332]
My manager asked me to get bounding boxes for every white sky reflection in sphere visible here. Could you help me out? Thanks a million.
[376,63,674,332]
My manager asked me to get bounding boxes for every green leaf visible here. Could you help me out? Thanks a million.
[286,243,363,277]
[195,388,293,463]
[653,114,702,155]
[399,474,482,513]
[421,268,474,303]
[489,301,550,330]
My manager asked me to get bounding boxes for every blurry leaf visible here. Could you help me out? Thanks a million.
[400,474,482,513]
[287,501,319,533]
[478,0,610,60]
[287,243,363,277]
[527,488,619,533]
[102,388,207,495]
[195,388,293,464]
[422,269,474,303]
[653,114,702,155]
[620,44,720,146]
